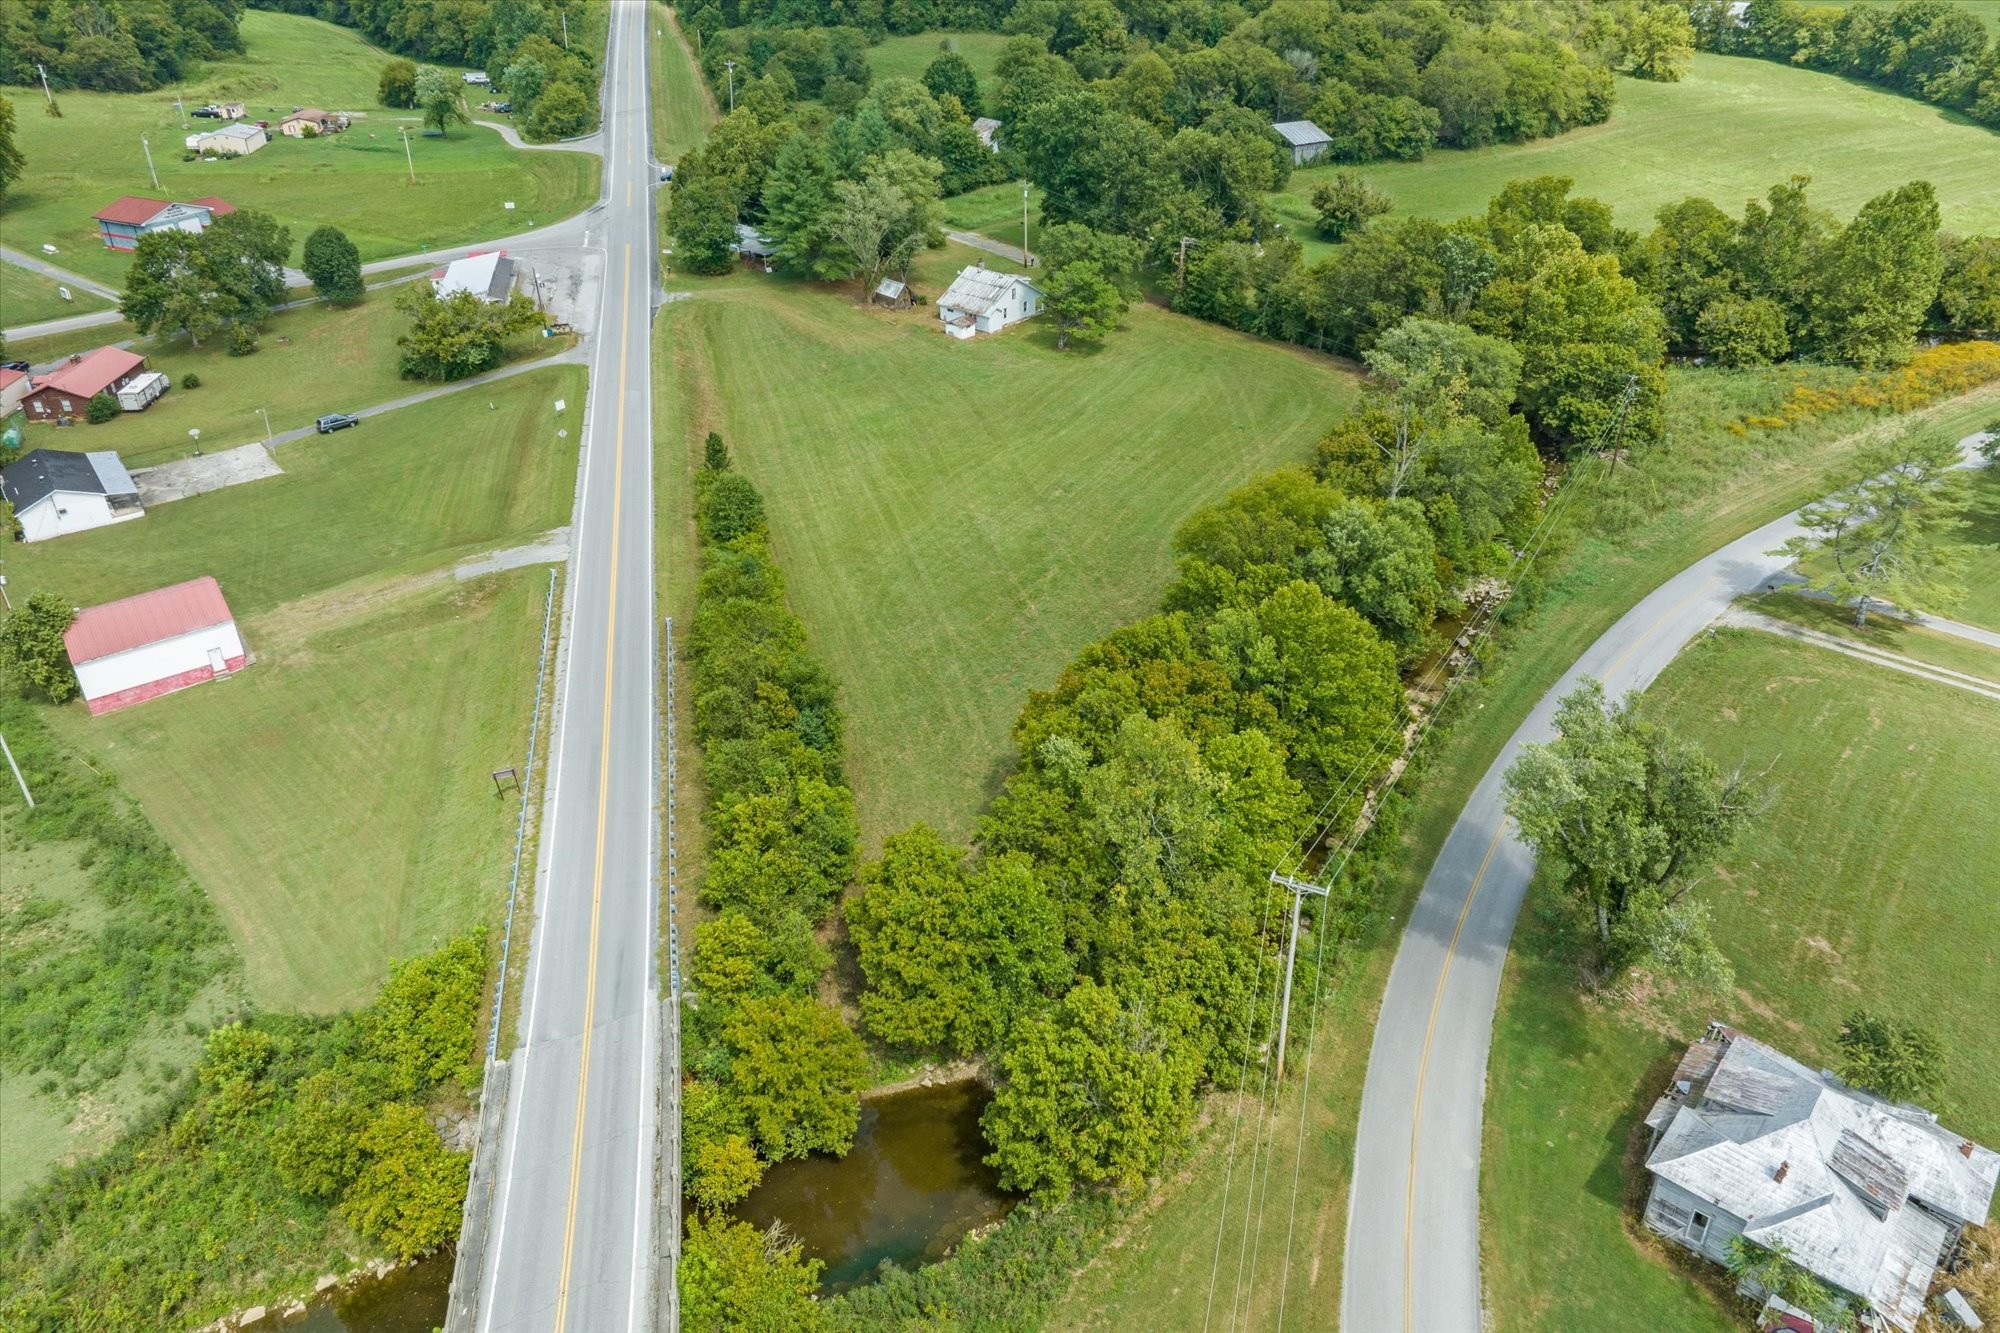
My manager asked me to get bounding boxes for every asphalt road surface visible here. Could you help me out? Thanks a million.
[477,4,663,1331]
[1341,427,1993,1333]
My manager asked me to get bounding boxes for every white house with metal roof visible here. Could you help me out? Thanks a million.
[936,263,1041,339]
[1642,1024,1998,1332]
[430,251,517,303]
[0,448,145,543]
[1271,119,1333,166]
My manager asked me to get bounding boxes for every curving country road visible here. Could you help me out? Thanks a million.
[469,3,668,1330]
[1341,431,1994,1332]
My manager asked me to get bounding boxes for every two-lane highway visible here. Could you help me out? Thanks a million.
[478,3,665,1329]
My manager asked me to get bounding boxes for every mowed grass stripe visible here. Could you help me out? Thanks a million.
[678,257,1356,844]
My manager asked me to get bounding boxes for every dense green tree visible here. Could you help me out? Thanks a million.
[1473,223,1666,450]
[526,79,592,140]
[704,431,731,471]
[503,54,549,114]
[0,591,79,703]
[981,978,1202,1203]
[1646,196,1739,348]
[1042,258,1123,348]
[394,285,542,381]
[379,57,418,108]
[367,932,485,1096]
[669,176,742,276]
[1203,579,1403,804]
[1623,4,1696,81]
[922,49,983,111]
[122,208,291,346]
[825,151,941,292]
[0,95,23,202]
[341,1103,470,1260]
[1807,181,1943,366]
[1776,430,1972,625]
[1696,294,1791,366]
[1729,176,1836,340]
[272,1069,374,1200]
[849,827,1070,1055]
[722,995,868,1160]
[1310,170,1392,242]
[679,1214,826,1333]
[1936,233,2000,332]
[760,132,842,279]
[302,225,365,305]
[1038,222,1143,296]
[1838,1011,1949,1105]
[1301,496,1446,649]
[416,64,469,135]
[1503,678,1758,985]
[698,472,765,543]
[690,1133,764,1208]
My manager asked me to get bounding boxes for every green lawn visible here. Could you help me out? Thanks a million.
[11,294,565,469]
[1274,53,2000,261]
[670,246,1359,847]
[1959,463,2000,633]
[652,0,717,162]
[863,32,1013,111]
[8,366,581,1012]
[943,180,1040,255]
[0,10,598,289]
[1044,374,2000,1328]
[1,261,114,327]
[1483,627,2000,1333]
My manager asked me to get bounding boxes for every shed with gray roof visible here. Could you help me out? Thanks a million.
[1271,119,1333,165]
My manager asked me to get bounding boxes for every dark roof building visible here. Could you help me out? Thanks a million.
[0,448,139,512]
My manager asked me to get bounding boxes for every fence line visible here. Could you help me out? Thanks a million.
[489,567,561,1063]
[660,614,683,1330]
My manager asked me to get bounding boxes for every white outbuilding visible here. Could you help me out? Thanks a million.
[430,250,518,303]
[0,449,145,543]
[65,577,248,716]
[936,263,1042,339]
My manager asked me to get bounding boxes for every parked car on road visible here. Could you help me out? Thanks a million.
[315,413,360,434]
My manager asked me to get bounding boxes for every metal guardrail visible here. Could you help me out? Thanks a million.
[489,567,561,1062]
[660,614,683,1330]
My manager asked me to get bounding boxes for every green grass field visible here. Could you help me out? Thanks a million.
[1482,626,2000,1332]
[1274,54,2000,261]
[652,0,717,162]
[1747,588,2000,682]
[0,10,597,288]
[1,261,114,327]
[10,293,565,468]
[1959,463,2000,632]
[10,366,581,1012]
[670,245,1359,847]
[864,32,1012,112]
[1044,375,2000,1327]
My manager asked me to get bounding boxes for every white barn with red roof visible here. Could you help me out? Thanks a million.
[65,577,247,715]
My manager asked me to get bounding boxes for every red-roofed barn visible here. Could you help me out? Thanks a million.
[65,577,247,715]
[92,195,234,250]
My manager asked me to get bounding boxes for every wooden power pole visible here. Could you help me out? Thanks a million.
[1270,871,1330,1084]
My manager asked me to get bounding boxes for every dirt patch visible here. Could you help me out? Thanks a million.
[1731,987,1802,1033]
[1802,936,1841,960]
[247,568,452,658]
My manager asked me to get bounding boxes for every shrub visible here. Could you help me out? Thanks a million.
[226,321,258,357]
[85,390,119,423]
[181,372,200,389]
[697,472,766,544]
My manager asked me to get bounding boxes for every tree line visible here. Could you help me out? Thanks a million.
[1697,0,2000,128]
[679,438,870,1213]
[0,0,244,93]
[681,0,1709,164]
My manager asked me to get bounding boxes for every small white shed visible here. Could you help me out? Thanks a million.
[66,577,247,715]
[1272,120,1333,166]
[936,264,1042,339]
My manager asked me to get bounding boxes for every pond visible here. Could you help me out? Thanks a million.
[731,1079,1017,1292]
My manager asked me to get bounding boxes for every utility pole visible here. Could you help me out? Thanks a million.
[1604,372,1639,481]
[560,9,570,48]
[176,94,187,129]
[1269,871,1331,1085]
[254,407,273,442]
[1021,181,1031,265]
[724,60,737,112]
[141,134,160,190]
[35,63,54,109]
[399,125,416,184]
[1175,235,1197,298]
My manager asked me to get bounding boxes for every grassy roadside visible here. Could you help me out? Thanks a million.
[1483,628,2000,1332]
[1044,375,2000,1328]
[1745,589,2000,684]
[1959,464,2000,632]
[651,0,717,162]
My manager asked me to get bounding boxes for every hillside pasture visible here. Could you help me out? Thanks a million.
[669,245,1359,846]
[0,10,597,288]
[1275,54,2000,262]
[1,261,115,327]
[864,32,1013,111]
